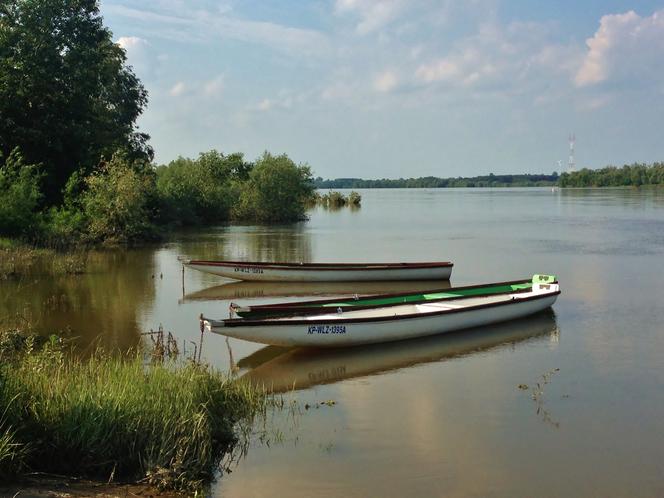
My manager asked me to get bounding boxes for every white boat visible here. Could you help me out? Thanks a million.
[181,259,453,282]
[203,277,560,347]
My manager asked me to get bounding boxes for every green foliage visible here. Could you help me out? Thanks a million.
[81,152,157,243]
[0,149,42,236]
[0,0,151,204]
[312,190,362,210]
[234,152,314,222]
[559,162,664,187]
[348,191,362,206]
[156,150,251,225]
[0,333,267,491]
[40,205,87,245]
[324,191,348,207]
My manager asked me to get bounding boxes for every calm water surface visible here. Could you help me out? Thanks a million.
[2,188,664,497]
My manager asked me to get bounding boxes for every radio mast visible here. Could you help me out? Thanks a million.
[568,133,576,172]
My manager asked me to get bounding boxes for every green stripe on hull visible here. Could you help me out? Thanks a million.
[316,282,532,308]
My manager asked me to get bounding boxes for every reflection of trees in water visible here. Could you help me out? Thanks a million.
[0,249,157,351]
[177,224,313,264]
[560,186,664,208]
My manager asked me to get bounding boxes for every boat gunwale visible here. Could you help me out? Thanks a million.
[234,278,542,314]
[184,260,454,270]
[234,287,534,318]
[217,288,561,327]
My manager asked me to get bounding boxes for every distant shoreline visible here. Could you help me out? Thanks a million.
[315,163,664,189]
[314,174,558,189]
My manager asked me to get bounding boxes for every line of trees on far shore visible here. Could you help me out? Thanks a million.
[314,173,560,189]
[315,162,664,189]
[558,162,664,187]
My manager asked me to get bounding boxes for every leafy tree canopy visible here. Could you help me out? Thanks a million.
[0,0,151,204]
[234,152,314,223]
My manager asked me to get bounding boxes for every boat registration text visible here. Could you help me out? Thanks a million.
[234,266,264,274]
[307,325,347,335]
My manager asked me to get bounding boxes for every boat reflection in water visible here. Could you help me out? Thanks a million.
[239,310,559,393]
[182,280,451,301]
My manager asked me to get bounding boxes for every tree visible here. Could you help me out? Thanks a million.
[234,153,314,223]
[0,0,151,205]
[0,148,42,235]
[82,152,156,243]
[156,150,253,225]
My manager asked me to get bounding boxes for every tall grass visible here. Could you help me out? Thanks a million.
[0,333,267,491]
[0,244,87,280]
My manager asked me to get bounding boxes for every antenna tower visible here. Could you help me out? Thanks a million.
[568,133,576,172]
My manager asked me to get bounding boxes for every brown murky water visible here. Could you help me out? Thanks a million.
[2,188,664,497]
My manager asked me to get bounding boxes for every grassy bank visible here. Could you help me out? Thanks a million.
[0,239,88,280]
[0,330,267,492]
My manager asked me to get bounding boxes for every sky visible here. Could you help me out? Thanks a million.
[101,0,664,178]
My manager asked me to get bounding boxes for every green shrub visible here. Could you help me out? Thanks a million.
[82,152,157,243]
[348,191,362,207]
[41,170,88,245]
[0,149,43,237]
[234,152,314,222]
[323,191,347,208]
[315,190,361,209]
[156,151,250,225]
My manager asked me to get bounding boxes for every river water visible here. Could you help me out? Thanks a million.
[2,188,664,497]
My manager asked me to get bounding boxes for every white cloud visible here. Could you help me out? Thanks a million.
[257,99,272,111]
[335,0,406,35]
[203,75,224,97]
[251,93,297,112]
[413,21,578,94]
[575,10,664,87]
[106,4,330,56]
[414,37,505,88]
[169,81,187,97]
[373,70,398,92]
[116,36,153,76]
[415,58,461,83]
[117,35,148,51]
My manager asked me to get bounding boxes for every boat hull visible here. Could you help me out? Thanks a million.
[183,260,453,282]
[206,291,559,347]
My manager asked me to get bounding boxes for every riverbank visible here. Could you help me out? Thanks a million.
[0,329,269,493]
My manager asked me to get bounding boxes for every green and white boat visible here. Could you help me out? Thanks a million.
[204,275,560,348]
[230,276,553,319]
